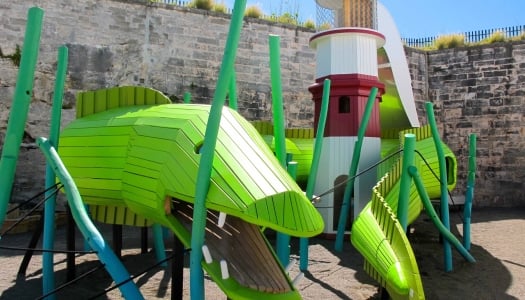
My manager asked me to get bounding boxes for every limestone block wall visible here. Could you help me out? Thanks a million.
[410,43,525,207]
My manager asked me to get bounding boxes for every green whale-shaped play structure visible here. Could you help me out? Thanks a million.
[57,86,324,299]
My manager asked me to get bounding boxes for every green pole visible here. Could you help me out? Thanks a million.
[300,78,330,271]
[398,133,416,232]
[269,34,290,266]
[37,138,144,299]
[183,92,191,103]
[335,87,378,252]
[463,134,476,250]
[42,45,68,299]
[425,102,453,272]
[408,166,475,263]
[269,34,286,166]
[189,1,247,299]
[0,7,44,229]
[229,69,238,110]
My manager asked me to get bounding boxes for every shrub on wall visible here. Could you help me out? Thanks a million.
[244,5,262,19]
[434,34,466,49]
[212,2,227,13]
[187,0,214,10]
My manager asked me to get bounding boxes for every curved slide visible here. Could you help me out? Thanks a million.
[351,130,474,300]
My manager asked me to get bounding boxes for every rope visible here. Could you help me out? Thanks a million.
[35,263,106,300]
[1,183,63,237]
[6,183,62,214]
[0,245,94,254]
[311,149,403,203]
[87,248,191,300]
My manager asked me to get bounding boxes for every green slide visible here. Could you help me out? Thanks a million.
[351,126,459,300]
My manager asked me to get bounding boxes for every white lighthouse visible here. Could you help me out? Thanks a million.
[309,0,385,235]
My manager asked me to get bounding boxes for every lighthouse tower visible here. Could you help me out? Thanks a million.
[309,0,385,235]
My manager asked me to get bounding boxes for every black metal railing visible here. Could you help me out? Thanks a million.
[402,25,525,48]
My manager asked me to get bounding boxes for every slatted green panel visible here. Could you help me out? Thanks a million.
[75,86,171,118]
[62,102,324,236]
[284,128,314,139]
[351,174,425,299]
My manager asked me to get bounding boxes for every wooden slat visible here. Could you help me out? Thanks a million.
[172,200,292,293]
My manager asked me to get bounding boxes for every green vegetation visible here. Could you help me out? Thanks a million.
[187,0,213,10]
[434,33,466,50]
[0,45,21,66]
[244,5,262,19]
[414,30,525,50]
[303,19,316,30]
[212,2,227,13]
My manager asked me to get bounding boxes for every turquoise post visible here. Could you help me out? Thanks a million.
[183,91,191,103]
[229,69,238,110]
[408,166,475,263]
[425,102,453,272]
[269,34,290,266]
[300,79,330,271]
[189,1,247,299]
[335,87,378,252]
[463,134,476,250]
[42,45,68,299]
[0,7,44,229]
[37,138,143,300]
[398,133,416,232]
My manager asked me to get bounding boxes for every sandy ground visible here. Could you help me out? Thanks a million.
[0,207,524,300]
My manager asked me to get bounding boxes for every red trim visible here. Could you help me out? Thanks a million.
[310,27,385,44]
[309,74,384,137]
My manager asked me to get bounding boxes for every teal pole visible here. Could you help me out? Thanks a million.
[0,7,44,229]
[408,166,475,263]
[425,102,453,272]
[397,133,416,232]
[189,1,247,299]
[37,138,144,299]
[183,92,191,103]
[463,134,476,250]
[228,69,238,110]
[42,45,68,299]
[335,87,378,252]
[300,79,330,271]
[269,34,290,266]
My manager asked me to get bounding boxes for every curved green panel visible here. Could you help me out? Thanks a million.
[59,103,323,237]
[351,173,425,300]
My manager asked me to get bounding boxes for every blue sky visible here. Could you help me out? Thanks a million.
[223,0,525,38]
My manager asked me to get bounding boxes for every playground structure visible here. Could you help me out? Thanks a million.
[0,1,478,300]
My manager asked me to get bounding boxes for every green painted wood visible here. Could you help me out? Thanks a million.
[60,103,323,237]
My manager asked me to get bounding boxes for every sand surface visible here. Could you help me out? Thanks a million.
[0,207,524,299]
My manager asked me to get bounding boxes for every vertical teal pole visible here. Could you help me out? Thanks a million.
[397,133,416,232]
[229,69,238,110]
[408,166,475,263]
[42,45,68,299]
[425,102,453,272]
[38,138,143,300]
[189,1,247,299]
[183,92,191,103]
[300,79,330,271]
[463,134,476,250]
[0,7,44,229]
[335,87,378,252]
[269,34,290,266]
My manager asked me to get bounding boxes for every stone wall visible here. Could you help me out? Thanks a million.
[0,0,523,207]
[407,43,525,207]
